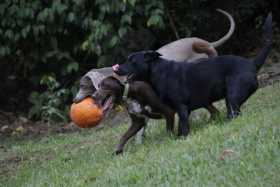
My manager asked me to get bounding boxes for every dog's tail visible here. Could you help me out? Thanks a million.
[211,9,235,48]
[254,13,273,71]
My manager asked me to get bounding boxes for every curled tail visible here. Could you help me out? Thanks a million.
[211,9,235,48]
[254,13,273,71]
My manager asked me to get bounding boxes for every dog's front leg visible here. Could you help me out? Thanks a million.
[115,115,145,155]
[177,105,190,136]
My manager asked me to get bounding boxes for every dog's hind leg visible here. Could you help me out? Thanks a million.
[226,76,258,119]
[115,114,145,154]
[135,118,148,144]
[177,105,190,136]
[206,104,220,119]
[225,98,241,119]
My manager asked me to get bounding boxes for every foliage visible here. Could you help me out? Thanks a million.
[0,0,165,122]
[28,75,72,123]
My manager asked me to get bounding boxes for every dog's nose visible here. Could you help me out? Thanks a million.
[112,64,120,71]
[73,96,81,103]
[92,92,101,101]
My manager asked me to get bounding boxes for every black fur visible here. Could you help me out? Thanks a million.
[115,13,273,136]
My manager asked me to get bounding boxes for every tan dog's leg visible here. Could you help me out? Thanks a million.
[192,41,218,58]
[206,104,220,119]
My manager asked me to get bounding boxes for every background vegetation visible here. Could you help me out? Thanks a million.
[0,0,279,122]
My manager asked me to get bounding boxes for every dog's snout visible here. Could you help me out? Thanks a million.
[92,92,98,100]
[73,95,83,103]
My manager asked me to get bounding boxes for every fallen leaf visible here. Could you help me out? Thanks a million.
[219,149,235,160]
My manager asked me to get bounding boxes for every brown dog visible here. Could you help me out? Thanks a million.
[93,76,174,154]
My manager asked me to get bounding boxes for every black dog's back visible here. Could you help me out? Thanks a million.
[151,55,256,110]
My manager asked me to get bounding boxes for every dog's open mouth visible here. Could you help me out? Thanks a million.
[101,95,114,115]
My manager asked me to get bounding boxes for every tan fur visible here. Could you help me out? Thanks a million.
[192,41,217,58]
[156,9,235,62]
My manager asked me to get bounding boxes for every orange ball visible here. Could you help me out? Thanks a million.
[70,97,103,128]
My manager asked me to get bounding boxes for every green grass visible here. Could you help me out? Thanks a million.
[1,83,280,187]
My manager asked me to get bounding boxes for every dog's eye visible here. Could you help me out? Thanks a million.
[80,83,87,88]
[99,83,107,90]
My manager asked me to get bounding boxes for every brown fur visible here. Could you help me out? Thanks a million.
[192,41,218,58]
[93,76,175,154]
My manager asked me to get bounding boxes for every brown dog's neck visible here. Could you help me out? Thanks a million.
[116,83,125,99]
[118,82,139,100]
[109,76,143,101]
[125,82,148,100]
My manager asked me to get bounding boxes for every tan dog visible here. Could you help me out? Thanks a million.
[157,9,235,62]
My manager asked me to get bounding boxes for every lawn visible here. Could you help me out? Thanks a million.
[1,83,280,187]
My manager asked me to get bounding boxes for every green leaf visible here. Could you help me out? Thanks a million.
[153,9,164,15]
[15,33,20,41]
[118,27,127,37]
[37,9,49,22]
[81,40,89,51]
[0,4,5,16]
[68,12,75,23]
[147,14,164,27]
[21,25,31,38]
[40,75,57,86]
[66,62,79,73]
[0,47,6,56]
[5,30,13,39]
[109,36,119,47]
[121,14,132,25]
[55,3,67,15]
[128,0,137,6]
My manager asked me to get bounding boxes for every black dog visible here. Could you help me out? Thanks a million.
[93,76,175,154]
[114,13,272,136]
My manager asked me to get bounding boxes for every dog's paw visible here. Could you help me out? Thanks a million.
[178,131,189,137]
[115,149,123,155]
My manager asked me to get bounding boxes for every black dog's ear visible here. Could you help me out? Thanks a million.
[144,51,162,61]
[127,53,136,62]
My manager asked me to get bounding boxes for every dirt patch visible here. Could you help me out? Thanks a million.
[258,62,280,87]
[0,154,25,179]
[0,108,129,141]
[0,113,81,141]
[0,149,56,180]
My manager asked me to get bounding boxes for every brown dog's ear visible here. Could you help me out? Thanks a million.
[144,51,162,62]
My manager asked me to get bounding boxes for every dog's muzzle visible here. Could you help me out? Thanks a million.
[73,89,93,103]
[92,89,115,115]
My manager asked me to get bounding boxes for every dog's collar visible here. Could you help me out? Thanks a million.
[111,74,130,101]
[122,82,130,101]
